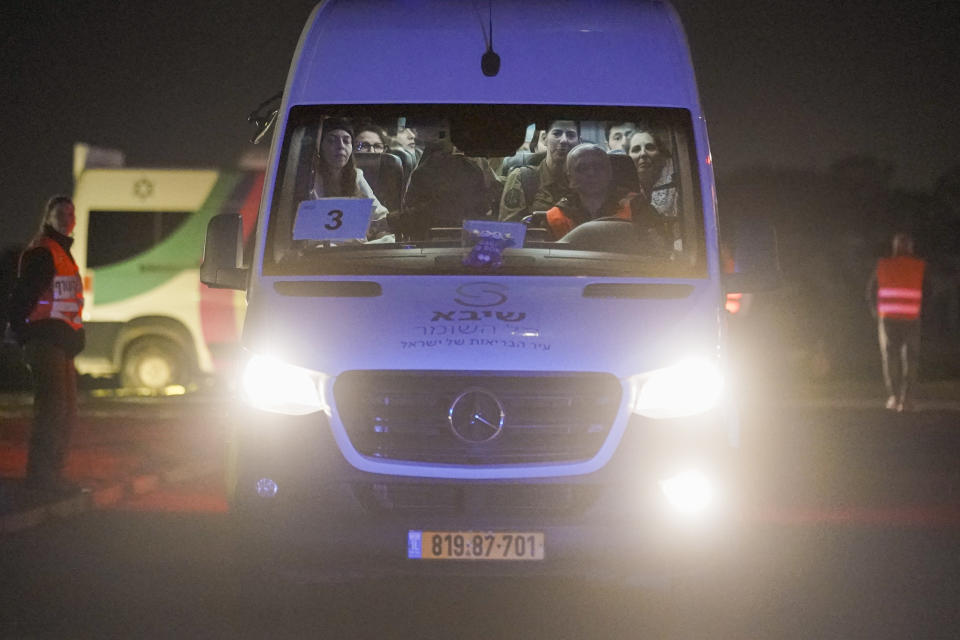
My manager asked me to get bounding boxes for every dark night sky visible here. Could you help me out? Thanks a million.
[2,0,958,244]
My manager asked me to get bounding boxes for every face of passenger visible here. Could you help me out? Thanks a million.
[396,127,417,151]
[629,131,664,181]
[533,130,546,153]
[544,121,580,167]
[356,130,385,153]
[48,202,76,236]
[607,123,636,153]
[567,148,612,198]
[321,129,353,169]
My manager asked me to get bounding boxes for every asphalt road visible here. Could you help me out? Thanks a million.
[2,387,959,639]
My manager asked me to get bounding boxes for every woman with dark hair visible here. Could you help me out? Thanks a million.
[311,117,388,235]
[627,125,678,218]
[9,196,85,493]
[393,126,418,154]
[355,123,389,153]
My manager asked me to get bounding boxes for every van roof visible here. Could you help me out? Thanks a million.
[287,0,699,109]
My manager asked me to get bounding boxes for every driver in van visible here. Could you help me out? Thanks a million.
[311,117,389,238]
[499,120,580,222]
[542,144,666,246]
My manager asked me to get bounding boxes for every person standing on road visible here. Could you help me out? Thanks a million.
[867,233,927,412]
[9,196,85,492]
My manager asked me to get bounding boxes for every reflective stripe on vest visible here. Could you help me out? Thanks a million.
[25,237,84,331]
[876,256,925,320]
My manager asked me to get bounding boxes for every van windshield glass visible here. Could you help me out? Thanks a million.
[264,105,705,278]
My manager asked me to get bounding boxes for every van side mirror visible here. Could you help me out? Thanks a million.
[200,214,247,290]
[722,216,782,294]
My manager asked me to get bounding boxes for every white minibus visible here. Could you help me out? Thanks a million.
[202,0,775,581]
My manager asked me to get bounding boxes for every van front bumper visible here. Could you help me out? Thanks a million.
[227,406,741,579]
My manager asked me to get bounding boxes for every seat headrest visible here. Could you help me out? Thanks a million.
[608,152,640,193]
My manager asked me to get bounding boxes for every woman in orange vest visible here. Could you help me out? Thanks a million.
[9,196,86,493]
[867,233,927,412]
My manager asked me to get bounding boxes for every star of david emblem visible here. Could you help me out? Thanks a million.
[133,178,154,200]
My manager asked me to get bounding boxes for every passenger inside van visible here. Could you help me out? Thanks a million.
[353,121,404,212]
[499,120,580,222]
[384,122,422,179]
[355,123,388,153]
[311,117,389,238]
[393,126,418,153]
[500,126,549,177]
[274,109,692,260]
[389,128,501,239]
[628,126,678,218]
[543,144,622,238]
[538,144,669,252]
[499,126,541,177]
[605,121,637,154]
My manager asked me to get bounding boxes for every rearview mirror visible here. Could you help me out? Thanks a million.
[450,106,527,156]
[200,214,247,290]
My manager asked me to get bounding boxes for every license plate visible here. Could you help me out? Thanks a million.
[408,530,545,560]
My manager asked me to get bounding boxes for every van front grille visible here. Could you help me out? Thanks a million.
[334,371,621,465]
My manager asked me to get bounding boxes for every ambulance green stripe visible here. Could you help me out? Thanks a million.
[92,172,241,305]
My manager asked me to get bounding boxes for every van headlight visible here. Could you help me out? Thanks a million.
[240,354,329,415]
[630,357,723,419]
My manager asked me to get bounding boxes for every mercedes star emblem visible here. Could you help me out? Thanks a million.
[448,388,505,444]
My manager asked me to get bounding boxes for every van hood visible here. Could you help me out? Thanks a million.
[243,276,721,379]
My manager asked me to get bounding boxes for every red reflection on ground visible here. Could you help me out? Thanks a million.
[107,474,228,513]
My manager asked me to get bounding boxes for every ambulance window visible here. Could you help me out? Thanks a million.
[87,210,190,268]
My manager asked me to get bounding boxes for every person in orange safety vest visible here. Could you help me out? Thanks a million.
[542,144,667,249]
[867,233,927,412]
[9,196,86,493]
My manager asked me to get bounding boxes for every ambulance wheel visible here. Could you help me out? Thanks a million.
[121,336,190,392]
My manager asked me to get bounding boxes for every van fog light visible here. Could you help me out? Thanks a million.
[256,477,279,498]
[660,470,714,514]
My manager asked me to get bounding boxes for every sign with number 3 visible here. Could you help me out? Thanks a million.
[293,198,374,241]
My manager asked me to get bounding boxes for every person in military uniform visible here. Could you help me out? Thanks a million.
[499,120,580,222]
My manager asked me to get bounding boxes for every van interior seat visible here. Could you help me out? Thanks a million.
[500,150,546,176]
[355,151,404,212]
[401,149,489,232]
[384,148,417,183]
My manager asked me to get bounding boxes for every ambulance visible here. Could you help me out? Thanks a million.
[72,147,262,390]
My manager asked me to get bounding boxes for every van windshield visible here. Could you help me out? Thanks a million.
[263,105,705,278]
